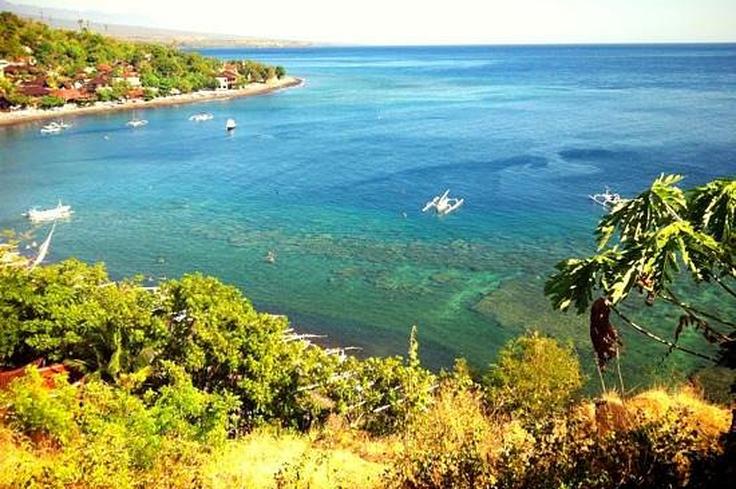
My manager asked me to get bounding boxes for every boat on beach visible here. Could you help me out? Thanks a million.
[226,118,237,131]
[422,189,464,215]
[25,201,73,222]
[589,188,622,209]
[189,112,214,122]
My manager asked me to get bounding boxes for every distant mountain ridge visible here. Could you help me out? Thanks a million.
[0,0,310,47]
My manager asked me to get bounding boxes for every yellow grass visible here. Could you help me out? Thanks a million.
[203,427,391,489]
[0,387,729,489]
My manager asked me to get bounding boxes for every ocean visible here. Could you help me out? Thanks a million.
[1,44,735,383]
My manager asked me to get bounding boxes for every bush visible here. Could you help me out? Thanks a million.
[37,95,65,109]
[390,377,499,488]
[0,367,77,444]
[483,331,583,419]
[147,361,240,445]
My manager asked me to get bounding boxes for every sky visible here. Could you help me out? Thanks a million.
[9,0,736,44]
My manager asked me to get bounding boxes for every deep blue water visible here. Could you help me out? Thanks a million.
[1,45,735,381]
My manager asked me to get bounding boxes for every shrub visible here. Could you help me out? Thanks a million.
[147,361,240,445]
[37,95,65,109]
[0,366,77,444]
[483,331,583,419]
[390,378,499,488]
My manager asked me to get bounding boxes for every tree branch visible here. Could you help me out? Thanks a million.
[610,306,719,363]
[661,287,736,331]
[714,275,736,300]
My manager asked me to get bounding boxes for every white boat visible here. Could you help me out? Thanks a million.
[189,112,214,122]
[126,118,148,128]
[40,122,62,134]
[422,189,464,215]
[226,118,237,131]
[26,201,73,222]
[40,121,73,134]
[589,188,622,209]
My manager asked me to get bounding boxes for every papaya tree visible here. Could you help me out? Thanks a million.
[544,174,735,430]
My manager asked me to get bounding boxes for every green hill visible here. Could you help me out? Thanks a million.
[0,12,285,109]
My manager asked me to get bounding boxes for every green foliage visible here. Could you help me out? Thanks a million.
[0,367,77,444]
[546,174,735,313]
[0,12,281,107]
[483,331,583,419]
[545,174,736,408]
[146,361,239,445]
[37,95,65,109]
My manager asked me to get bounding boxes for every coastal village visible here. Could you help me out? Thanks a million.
[0,55,280,110]
[0,12,286,112]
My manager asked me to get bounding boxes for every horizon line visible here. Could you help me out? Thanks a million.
[202,40,736,49]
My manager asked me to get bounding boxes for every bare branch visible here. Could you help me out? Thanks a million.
[610,306,718,363]
[661,288,736,331]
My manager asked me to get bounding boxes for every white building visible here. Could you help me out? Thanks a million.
[215,76,229,91]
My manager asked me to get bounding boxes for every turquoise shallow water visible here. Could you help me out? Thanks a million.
[1,45,735,382]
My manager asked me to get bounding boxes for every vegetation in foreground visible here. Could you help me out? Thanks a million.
[0,12,286,110]
[0,174,734,488]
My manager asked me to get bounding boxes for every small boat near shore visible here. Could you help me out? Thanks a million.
[40,124,61,134]
[589,188,622,209]
[126,118,148,128]
[422,189,464,215]
[40,121,73,134]
[226,118,237,131]
[189,112,214,122]
[26,201,73,222]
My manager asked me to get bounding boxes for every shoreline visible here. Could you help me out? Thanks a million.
[0,76,303,127]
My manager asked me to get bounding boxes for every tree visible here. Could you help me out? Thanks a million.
[544,174,735,430]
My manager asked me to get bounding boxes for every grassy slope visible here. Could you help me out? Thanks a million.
[0,387,729,489]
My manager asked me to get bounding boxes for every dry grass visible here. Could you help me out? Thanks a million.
[1,387,730,489]
[204,426,392,489]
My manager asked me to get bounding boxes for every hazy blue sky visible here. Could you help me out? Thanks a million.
[11,0,736,44]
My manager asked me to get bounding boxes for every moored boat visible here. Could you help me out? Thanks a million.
[422,189,464,215]
[589,188,622,209]
[226,118,237,131]
[26,202,73,222]
[40,122,61,134]
[126,118,148,128]
[189,112,214,122]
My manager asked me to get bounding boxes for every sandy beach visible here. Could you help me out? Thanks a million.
[0,76,303,127]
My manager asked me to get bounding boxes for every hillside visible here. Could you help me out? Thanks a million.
[0,12,287,110]
[0,0,309,47]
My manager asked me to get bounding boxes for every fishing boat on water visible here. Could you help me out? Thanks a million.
[422,189,464,215]
[39,121,72,134]
[126,118,148,128]
[40,123,61,134]
[589,188,622,209]
[226,118,237,131]
[26,201,73,222]
[189,112,214,122]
